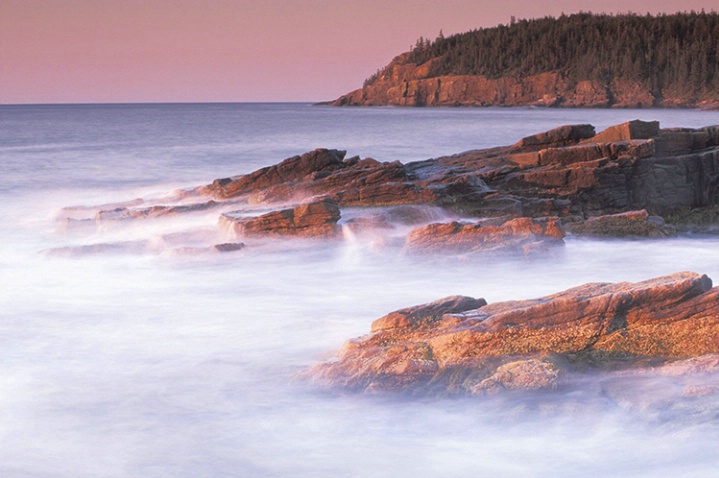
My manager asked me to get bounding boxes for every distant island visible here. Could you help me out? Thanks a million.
[330,11,719,109]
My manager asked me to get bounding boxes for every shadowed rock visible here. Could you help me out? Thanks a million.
[587,120,660,143]
[178,120,719,229]
[309,272,719,395]
[516,124,596,149]
[564,210,676,238]
[211,243,245,252]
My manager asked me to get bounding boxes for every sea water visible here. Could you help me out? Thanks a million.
[2,103,719,477]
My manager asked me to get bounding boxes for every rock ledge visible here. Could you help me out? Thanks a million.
[310,272,719,395]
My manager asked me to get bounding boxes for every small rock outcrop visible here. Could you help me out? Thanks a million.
[221,198,342,238]
[309,272,719,395]
[404,216,565,255]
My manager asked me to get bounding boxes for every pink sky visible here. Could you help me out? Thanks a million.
[1,0,716,104]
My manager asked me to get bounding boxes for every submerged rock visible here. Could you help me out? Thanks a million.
[211,242,246,252]
[96,201,220,222]
[309,272,719,395]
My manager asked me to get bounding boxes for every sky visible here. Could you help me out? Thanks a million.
[1,0,717,104]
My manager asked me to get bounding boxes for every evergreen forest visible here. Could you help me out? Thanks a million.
[372,11,719,98]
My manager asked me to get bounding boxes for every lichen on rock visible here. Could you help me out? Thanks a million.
[309,272,719,396]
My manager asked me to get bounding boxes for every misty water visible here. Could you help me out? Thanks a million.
[3,103,719,477]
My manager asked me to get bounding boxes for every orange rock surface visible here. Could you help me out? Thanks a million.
[310,272,719,395]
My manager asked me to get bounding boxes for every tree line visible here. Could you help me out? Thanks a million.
[372,11,719,99]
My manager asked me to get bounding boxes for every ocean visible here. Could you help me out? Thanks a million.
[2,103,719,477]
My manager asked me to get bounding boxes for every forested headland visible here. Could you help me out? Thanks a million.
[333,11,719,108]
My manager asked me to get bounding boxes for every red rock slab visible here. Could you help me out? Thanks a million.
[309,272,719,395]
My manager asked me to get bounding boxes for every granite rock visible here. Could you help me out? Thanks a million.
[310,272,719,395]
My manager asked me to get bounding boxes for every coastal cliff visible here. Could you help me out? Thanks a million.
[332,60,663,108]
[331,12,719,109]
[332,57,667,108]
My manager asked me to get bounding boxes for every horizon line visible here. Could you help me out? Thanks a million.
[0,100,331,107]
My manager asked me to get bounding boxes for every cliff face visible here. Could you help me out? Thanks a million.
[331,54,717,109]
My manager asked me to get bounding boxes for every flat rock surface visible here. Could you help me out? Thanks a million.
[309,272,719,396]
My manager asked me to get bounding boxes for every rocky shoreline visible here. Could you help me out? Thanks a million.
[57,119,719,252]
[52,119,719,395]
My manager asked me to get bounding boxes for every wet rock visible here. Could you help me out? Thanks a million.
[221,198,342,238]
[211,243,245,252]
[58,198,145,219]
[382,205,449,225]
[310,272,719,395]
[342,205,451,237]
[565,210,677,238]
[404,216,565,255]
[343,216,394,235]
